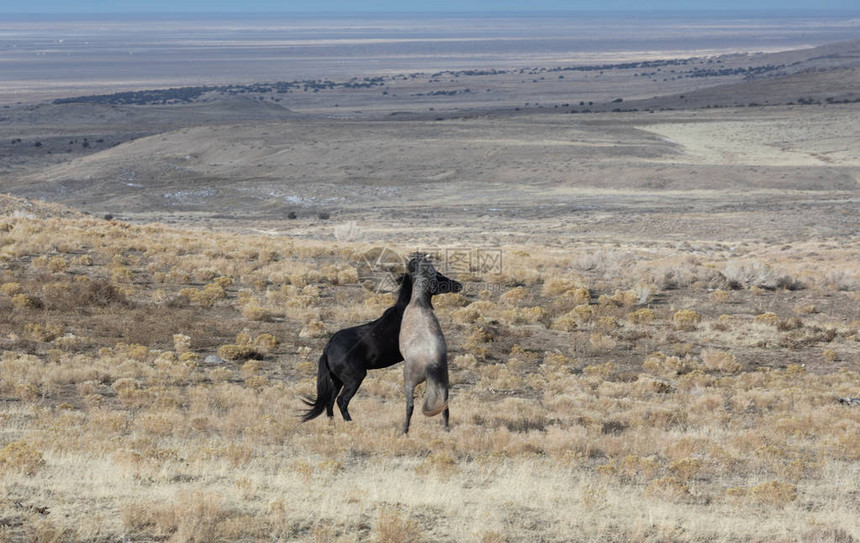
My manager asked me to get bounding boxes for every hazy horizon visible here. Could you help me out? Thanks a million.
[0,0,858,14]
[1,10,858,104]
[2,9,860,16]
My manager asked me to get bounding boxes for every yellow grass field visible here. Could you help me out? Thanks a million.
[0,208,858,542]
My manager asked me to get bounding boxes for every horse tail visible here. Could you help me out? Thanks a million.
[300,352,336,422]
[422,364,449,417]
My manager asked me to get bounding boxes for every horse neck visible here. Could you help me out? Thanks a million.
[394,274,413,308]
[409,276,434,308]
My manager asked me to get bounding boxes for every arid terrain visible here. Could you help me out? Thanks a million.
[0,14,859,543]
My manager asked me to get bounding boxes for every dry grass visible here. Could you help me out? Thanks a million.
[0,214,858,541]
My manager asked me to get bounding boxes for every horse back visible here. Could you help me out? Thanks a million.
[325,308,404,371]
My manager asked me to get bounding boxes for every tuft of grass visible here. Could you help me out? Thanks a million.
[0,441,45,476]
[375,507,422,543]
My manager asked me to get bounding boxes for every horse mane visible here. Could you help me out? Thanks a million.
[395,273,413,305]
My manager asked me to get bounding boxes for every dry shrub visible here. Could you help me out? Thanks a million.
[677,370,716,390]
[673,309,701,331]
[173,491,229,541]
[542,277,583,298]
[119,343,148,361]
[724,486,748,505]
[595,316,618,333]
[24,322,63,341]
[25,519,73,543]
[621,455,659,482]
[550,313,577,332]
[58,277,129,308]
[710,314,734,331]
[634,284,654,305]
[110,264,134,283]
[754,312,780,326]
[337,266,359,285]
[597,294,618,308]
[627,308,656,325]
[645,476,691,503]
[551,304,593,331]
[375,507,422,543]
[479,531,508,543]
[477,364,523,391]
[709,289,730,303]
[584,361,615,379]
[173,334,192,353]
[241,360,262,377]
[701,349,742,374]
[1,281,22,296]
[499,286,528,306]
[363,292,395,310]
[589,333,617,354]
[794,303,817,315]
[643,352,699,377]
[509,306,548,326]
[254,333,280,354]
[452,304,485,324]
[245,375,269,390]
[465,326,494,351]
[777,317,803,331]
[0,441,45,475]
[48,256,68,273]
[123,491,229,542]
[611,289,638,308]
[214,275,233,288]
[179,282,226,307]
[541,351,572,370]
[299,319,327,338]
[12,293,40,309]
[112,377,141,404]
[15,383,40,402]
[580,483,610,512]
[750,480,798,507]
[644,407,688,429]
[218,343,260,362]
[414,451,458,480]
[434,292,468,308]
[242,302,274,321]
[208,367,233,383]
[723,260,793,290]
[792,525,855,543]
[668,457,703,482]
[31,255,50,269]
[565,286,592,305]
[313,523,338,543]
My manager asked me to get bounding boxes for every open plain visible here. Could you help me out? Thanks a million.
[0,12,859,543]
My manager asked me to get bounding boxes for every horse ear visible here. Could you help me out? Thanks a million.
[424,253,433,261]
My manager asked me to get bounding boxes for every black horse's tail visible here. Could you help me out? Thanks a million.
[300,352,336,422]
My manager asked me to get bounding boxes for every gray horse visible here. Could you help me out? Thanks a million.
[399,253,450,434]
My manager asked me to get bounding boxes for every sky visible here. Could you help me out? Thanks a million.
[0,0,857,13]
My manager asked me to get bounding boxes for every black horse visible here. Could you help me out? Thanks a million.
[301,258,462,422]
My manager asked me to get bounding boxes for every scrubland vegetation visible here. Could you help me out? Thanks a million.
[0,212,858,542]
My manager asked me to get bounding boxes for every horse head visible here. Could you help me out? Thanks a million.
[406,253,462,295]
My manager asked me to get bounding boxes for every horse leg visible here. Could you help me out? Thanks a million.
[442,385,450,430]
[326,374,343,418]
[336,371,365,422]
[403,383,415,434]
